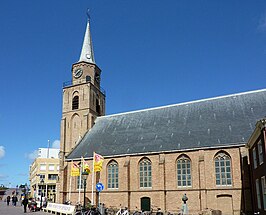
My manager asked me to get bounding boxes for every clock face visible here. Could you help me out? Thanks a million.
[74,69,83,79]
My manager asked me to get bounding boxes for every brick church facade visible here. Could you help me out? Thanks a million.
[57,17,266,215]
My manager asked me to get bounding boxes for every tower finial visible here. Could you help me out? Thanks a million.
[78,10,95,64]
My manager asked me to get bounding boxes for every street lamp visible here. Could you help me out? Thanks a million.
[40,178,44,209]
[81,171,89,212]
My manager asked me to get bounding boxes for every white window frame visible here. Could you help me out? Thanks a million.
[215,152,232,186]
[253,148,258,169]
[40,164,46,171]
[139,158,152,188]
[76,175,84,190]
[258,141,264,165]
[107,161,119,189]
[48,164,55,171]
[177,156,192,187]
[48,174,58,180]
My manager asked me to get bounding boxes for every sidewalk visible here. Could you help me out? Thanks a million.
[0,200,46,214]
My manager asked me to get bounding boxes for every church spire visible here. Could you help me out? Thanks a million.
[79,13,95,64]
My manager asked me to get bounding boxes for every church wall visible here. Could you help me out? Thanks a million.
[100,192,129,209]
[62,84,91,113]
[62,145,248,215]
[206,189,242,215]
[61,109,90,154]
[166,190,200,214]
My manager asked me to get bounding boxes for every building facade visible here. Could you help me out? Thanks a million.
[66,146,251,215]
[29,148,60,202]
[38,148,60,159]
[247,119,266,215]
[57,16,266,215]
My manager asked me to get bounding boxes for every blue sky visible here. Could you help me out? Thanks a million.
[1,0,266,187]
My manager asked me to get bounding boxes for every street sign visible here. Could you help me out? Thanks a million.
[96,182,104,192]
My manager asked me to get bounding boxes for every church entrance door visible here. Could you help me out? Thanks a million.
[141,197,151,211]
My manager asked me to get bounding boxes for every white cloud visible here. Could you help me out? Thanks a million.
[0,174,8,180]
[0,146,5,159]
[51,140,60,149]
[258,13,266,31]
[25,150,38,160]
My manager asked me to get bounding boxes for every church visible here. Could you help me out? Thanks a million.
[57,17,266,215]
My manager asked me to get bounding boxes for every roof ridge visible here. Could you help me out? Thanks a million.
[98,88,266,119]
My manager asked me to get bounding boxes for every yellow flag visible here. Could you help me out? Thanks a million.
[82,157,91,174]
[94,153,104,172]
[70,161,80,176]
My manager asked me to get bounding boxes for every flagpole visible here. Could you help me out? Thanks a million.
[91,152,95,205]
[78,157,83,204]
[68,161,73,201]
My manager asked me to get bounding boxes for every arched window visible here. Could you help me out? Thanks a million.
[76,175,84,189]
[96,98,101,114]
[215,152,232,186]
[139,158,152,188]
[177,155,191,187]
[72,96,79,110]
[107,161,118,189]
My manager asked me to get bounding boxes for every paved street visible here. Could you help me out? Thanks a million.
[0,200,46,215]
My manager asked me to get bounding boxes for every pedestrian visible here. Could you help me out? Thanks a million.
[156,208,163,215]
[6,195,10,206]
[21,195,25,206]
[13,195,18,207]
[22,196,29,213]
[12,195,15,206]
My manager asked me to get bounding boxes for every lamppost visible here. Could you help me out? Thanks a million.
[40,178,44,209]
[81,171,89,212]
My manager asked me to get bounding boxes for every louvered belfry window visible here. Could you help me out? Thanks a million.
[72,96,79,110]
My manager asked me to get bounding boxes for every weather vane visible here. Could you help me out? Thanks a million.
[87,8,91,20]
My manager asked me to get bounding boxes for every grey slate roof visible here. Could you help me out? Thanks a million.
[67,89,266,160]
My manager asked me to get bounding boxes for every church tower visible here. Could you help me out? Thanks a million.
[58,16,105,203]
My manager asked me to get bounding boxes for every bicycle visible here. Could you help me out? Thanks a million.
[75,209,93,215]
[76,206,102,215]
[132,207,141,215]
[146,205,158,215]
[116,206,129,215]
[106,206,118,215]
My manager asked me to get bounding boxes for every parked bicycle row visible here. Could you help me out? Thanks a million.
[71,203,171,215]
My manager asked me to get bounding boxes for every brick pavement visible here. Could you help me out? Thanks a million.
[0,200,46,215]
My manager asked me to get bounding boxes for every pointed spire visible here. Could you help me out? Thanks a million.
[79,12,95,64]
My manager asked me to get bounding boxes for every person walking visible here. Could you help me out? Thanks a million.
[156,208,163,215]
[12,195,15,206]
[6,195,10,206]
[22,196,29,213]
[13,195,18,207]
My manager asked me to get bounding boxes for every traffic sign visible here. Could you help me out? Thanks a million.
[96,182,104,192]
